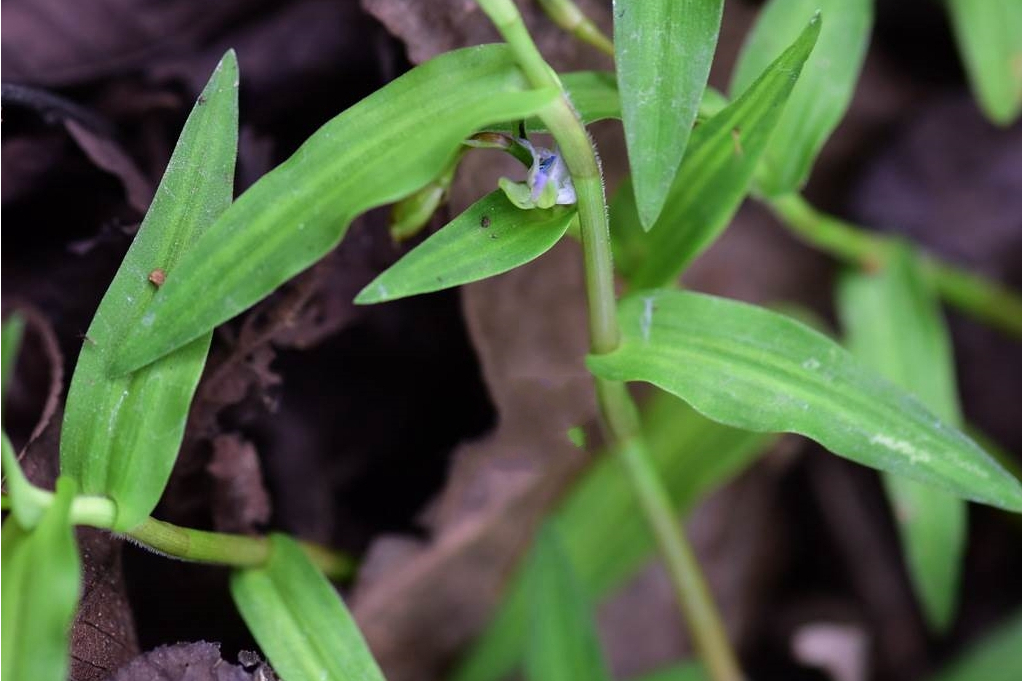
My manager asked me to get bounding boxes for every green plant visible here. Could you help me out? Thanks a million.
[3,1,1022,680]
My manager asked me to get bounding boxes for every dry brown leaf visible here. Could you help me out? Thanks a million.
[1,0,248,86]
[63,120,154,215]
[207,434,272,534]
[106,642,265,681]
[72,528,140,681]
[362,0,613,69]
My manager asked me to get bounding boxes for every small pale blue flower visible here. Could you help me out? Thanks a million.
[500,139,577,210]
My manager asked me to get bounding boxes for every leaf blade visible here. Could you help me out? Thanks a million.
[356,191,575,304]
[1,477,81,681]
[628,14,821,288]
[627,663,708,681]
[730,0,872,195]
[929,609,1022,681]
[230,534,385,681]
[587,290,1022,511]
[559,71,622,126]
[838,245,966,630]
[615,0,724,228]
[522,525,612,681]
[59,52,239,530]
[451,392,770,681]
[111,45,558,376]
[946,0,1022,126]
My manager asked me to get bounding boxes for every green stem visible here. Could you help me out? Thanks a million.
[537,0,616,57]
[123,519,355,581]
[2,486,354,581]
[768,192,1022,339]
[126,517,270,566]
[478,2,742,679]
[926,261,1022,339]
[619,437,742,681]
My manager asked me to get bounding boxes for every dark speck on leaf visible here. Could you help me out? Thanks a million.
[480,216,491,228]
[197,95,207,105]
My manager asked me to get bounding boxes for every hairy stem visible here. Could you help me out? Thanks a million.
[478,1,743,678]
[768,192,1022,339]
[123,518,355,581]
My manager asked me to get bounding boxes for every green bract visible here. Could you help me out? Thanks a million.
[615,0,724,228]
[731,0,871,196]
[587,290,1022,511]
[110,45,558,376]
[60,51,240,530]
[230,534,385,681]
[357,191,576,304]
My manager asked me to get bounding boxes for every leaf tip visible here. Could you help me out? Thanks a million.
[353,282,387,305]
[1002,484,1022,514]
[632,180,668,232]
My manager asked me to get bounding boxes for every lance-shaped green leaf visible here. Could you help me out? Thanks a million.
[731,0,871,196]
[929,609,1022,681]
[587,290,1022,511]
[2,477,81,681]
[451,392,769,681]
[838,244,965,631]
[110,46,558,376]
[523,524,612,681]
[628,15,820,289]
[946,0,1022,126]
[230,534,385,681]
[615,0,724,228]
[60,52,239,530]
[356,191,575,304]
